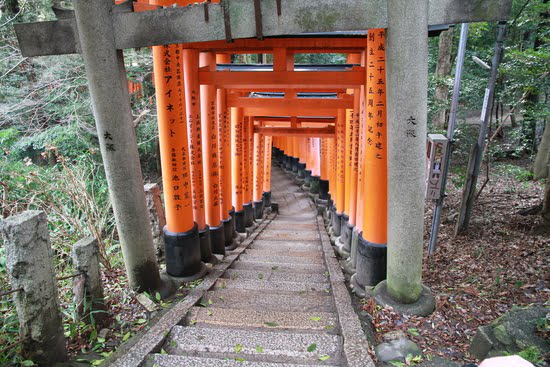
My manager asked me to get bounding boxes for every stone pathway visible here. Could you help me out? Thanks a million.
[110,165,373,367]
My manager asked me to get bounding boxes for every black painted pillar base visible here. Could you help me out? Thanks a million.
[331,211,342,237]
[296,163,306,178]
[234,209,246,233]
[243,202,254,227]
[263,191,272,208]
[291,157,299,173]
[253,200,264,220]
[284,155,292,171]
[164,223,206,280]
[319,179,330,200]
[341,215,353,253]
[304,169,312,186]
[310,176,320,194]
[199,227,217,265]
[209,223,225,257]
[229,207,236,233]
[352,234,387,296]
[222,216,236,250]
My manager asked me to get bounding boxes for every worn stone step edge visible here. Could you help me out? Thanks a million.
[244,248,324,258]
[239,254,324,265]
[213,278,330,293]
[186,307,338,333]
[223,268,329,284]
[146,354,339,367]
[202,288,334,312]
[230,261,326,275]
[164,325,343,365]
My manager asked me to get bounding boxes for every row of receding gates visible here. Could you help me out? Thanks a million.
[140,0,389,289]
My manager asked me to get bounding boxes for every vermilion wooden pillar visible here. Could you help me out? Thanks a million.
[199,51,225,256]
[263,135,273,207]
[182,49,217,264]
[242,116,254,227]
[352,29,388,296]
[215,53,237,249]
[252,130,265,219]
[151,0,205,280]
[231,107,246,233]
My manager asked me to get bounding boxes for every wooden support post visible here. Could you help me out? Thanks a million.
[263,135,273,207]
[153,42,203,279]
[253,131,265,219]
[183,49,216,264]
[354,29,388,295]
[200,51,224,256]
[72,0,163,293]
[231,107,245,233]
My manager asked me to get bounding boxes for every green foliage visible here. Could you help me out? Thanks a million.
[495,163,535,181]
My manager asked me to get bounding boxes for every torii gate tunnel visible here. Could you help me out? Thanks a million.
[15,0,510,310]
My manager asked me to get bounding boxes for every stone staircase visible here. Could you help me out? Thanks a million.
[109,166,374,367]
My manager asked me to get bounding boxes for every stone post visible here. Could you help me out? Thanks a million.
[144,183,166,263]
[72,237,105,322]
[0,211,67,364]
[72,0,164,293]
[373,0,435,316]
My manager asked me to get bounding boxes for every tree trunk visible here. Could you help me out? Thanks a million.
[433,27,454,129]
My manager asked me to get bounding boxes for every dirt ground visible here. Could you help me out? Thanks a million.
[363,160,549,364]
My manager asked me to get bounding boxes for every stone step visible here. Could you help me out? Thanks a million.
[245,248,323,259]
[223,268,329,284]
[250,240,321,252]
[258,230,319,241]
[239,253,324,265]
[202,288,334,312]
[186,307,338,332]
[231,261,326,275]
[266,223,318,231]
[213,278,330,293]
[163,325,343,365]
[147,354,339,367]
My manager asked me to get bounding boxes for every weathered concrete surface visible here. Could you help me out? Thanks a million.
[72,237,105,321]
[16,0,511,57]
[72,0,162,292]
[144,183,166,263]
[384,0,431,305]
[0,211,67,364]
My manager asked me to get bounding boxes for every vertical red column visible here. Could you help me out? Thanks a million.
[231,107,246,233]
[263,135,273,207]
[150,0,205,279]
[352,29,388,295]
[183,49,216,265]
[215,53,236,249]
[253,130,265,219]
[199,51,225,256]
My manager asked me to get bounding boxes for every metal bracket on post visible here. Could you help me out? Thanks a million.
[220,0,233,43]
[253,0,264,40]
[204,0,210,22]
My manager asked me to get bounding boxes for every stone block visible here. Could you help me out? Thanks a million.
[144,183,167,263]
[0,210,67,364]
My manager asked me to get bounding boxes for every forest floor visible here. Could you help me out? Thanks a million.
[363,158,549,364]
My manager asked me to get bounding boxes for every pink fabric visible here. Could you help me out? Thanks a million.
[479,355,534,367]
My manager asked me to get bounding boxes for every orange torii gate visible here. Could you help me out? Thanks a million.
[14,0,511,321]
